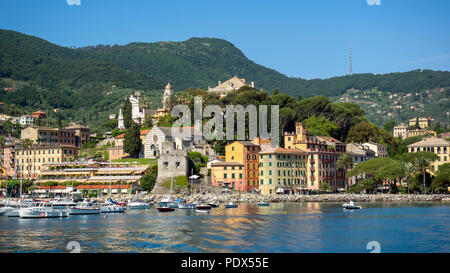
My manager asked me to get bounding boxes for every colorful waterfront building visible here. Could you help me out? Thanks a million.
[210,161,245,191]
[284,122,347,192]
[225,141,260,192]
[210,140,260,192]
[408,137,449,174]
[15,145,79,179]
[258,146,307,195]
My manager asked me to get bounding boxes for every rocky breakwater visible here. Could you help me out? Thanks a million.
[92,193,450,204]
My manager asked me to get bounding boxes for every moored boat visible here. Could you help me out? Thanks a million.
[257,201,270,207]
[224,202,238,208]
[342,201,362,210]
[69,201,100,215]
[196,204,212,210]
[128,201,151,209]
[208,202,219,208]
[19,203,69,218]
[157,206,175,212]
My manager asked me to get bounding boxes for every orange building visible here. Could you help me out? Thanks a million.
[31,111,47,119]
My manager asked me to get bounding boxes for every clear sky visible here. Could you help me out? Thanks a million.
[1,0,449,79]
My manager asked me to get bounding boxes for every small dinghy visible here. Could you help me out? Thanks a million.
[257,202,270,207]
[196,204,212,210]
[224,202,238,208]
[342,201,361,210]
[208,202,219,208]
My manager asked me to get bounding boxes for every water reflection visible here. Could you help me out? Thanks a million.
[0,202,448,253]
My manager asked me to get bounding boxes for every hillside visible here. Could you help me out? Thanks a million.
[0,28,449,129]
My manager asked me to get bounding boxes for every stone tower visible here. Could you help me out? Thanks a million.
[163,82,173,110]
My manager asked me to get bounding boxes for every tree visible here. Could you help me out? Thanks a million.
[319,182,332,193]
[123,97,133,129]
[401,151,438,194]
[123,123,142,158]
[140,165,158,192]
[303,116,337,137]
[336,153,354,172]
[431,163,450,193]
[188,152,208,174]
[383,120,395,134]
[346,122,380,143]
[57,111,62,129]
[350,158,404,193]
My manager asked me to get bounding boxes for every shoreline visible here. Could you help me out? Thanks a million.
[2,193,449,204]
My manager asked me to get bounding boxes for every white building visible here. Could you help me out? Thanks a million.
[362,142,388,158]
[19,115,34,126]
[393,123,409,138]
[117,92,148,129]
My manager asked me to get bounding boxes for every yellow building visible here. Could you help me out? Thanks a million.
[210,161,245,191]
[223,141,260,192]
[259,146,307,195]
[407,129,437,137]
[408,137,449,173]
[284,122,347,192]
[15,145,79,180]
[409,117,432,129]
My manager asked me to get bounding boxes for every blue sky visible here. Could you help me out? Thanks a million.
[1,0,449,79]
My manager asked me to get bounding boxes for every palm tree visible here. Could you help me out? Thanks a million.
[401,162,414,194]
[336,153,354,190]
[401,151,438,194]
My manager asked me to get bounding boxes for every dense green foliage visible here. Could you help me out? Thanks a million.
[139,165,158,192]
[431,163,450,193]
[1,29,449,133]
[123,123,142,158]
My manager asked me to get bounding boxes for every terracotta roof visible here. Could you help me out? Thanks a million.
[115,129,150,139]
[260,147,307,155]
[408,137,450,147]
[211,161,243,166]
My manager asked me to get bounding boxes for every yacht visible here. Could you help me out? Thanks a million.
[100,201,127,213]
[19,202,69,218]
[128,200,151,209]
[69,201,100,215]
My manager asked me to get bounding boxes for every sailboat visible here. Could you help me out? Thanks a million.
[157,170,176,212]
[100,162,126,213]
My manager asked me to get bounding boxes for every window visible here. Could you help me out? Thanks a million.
[232,174,235,178]
[260,179,263,185]
[224,174,227,179]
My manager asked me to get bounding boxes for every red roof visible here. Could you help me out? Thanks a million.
[115,129,150,139]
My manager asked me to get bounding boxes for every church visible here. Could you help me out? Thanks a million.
[118,82,173,129]
[208,76,255,97]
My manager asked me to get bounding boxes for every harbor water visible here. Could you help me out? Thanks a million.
[0,202,448,253]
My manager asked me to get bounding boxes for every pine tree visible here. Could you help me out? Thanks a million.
[123,98,133,129]
[124,123,142,158]
[57,111,62,129]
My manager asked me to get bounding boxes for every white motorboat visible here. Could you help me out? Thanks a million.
[49,197,77,208]
[128,201,151,210]
[19,203,69,218]
[100,202,127,213]
[342,201,362,210]
[69,201,100,215]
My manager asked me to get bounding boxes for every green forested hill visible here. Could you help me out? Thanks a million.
[0,28,449,130]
